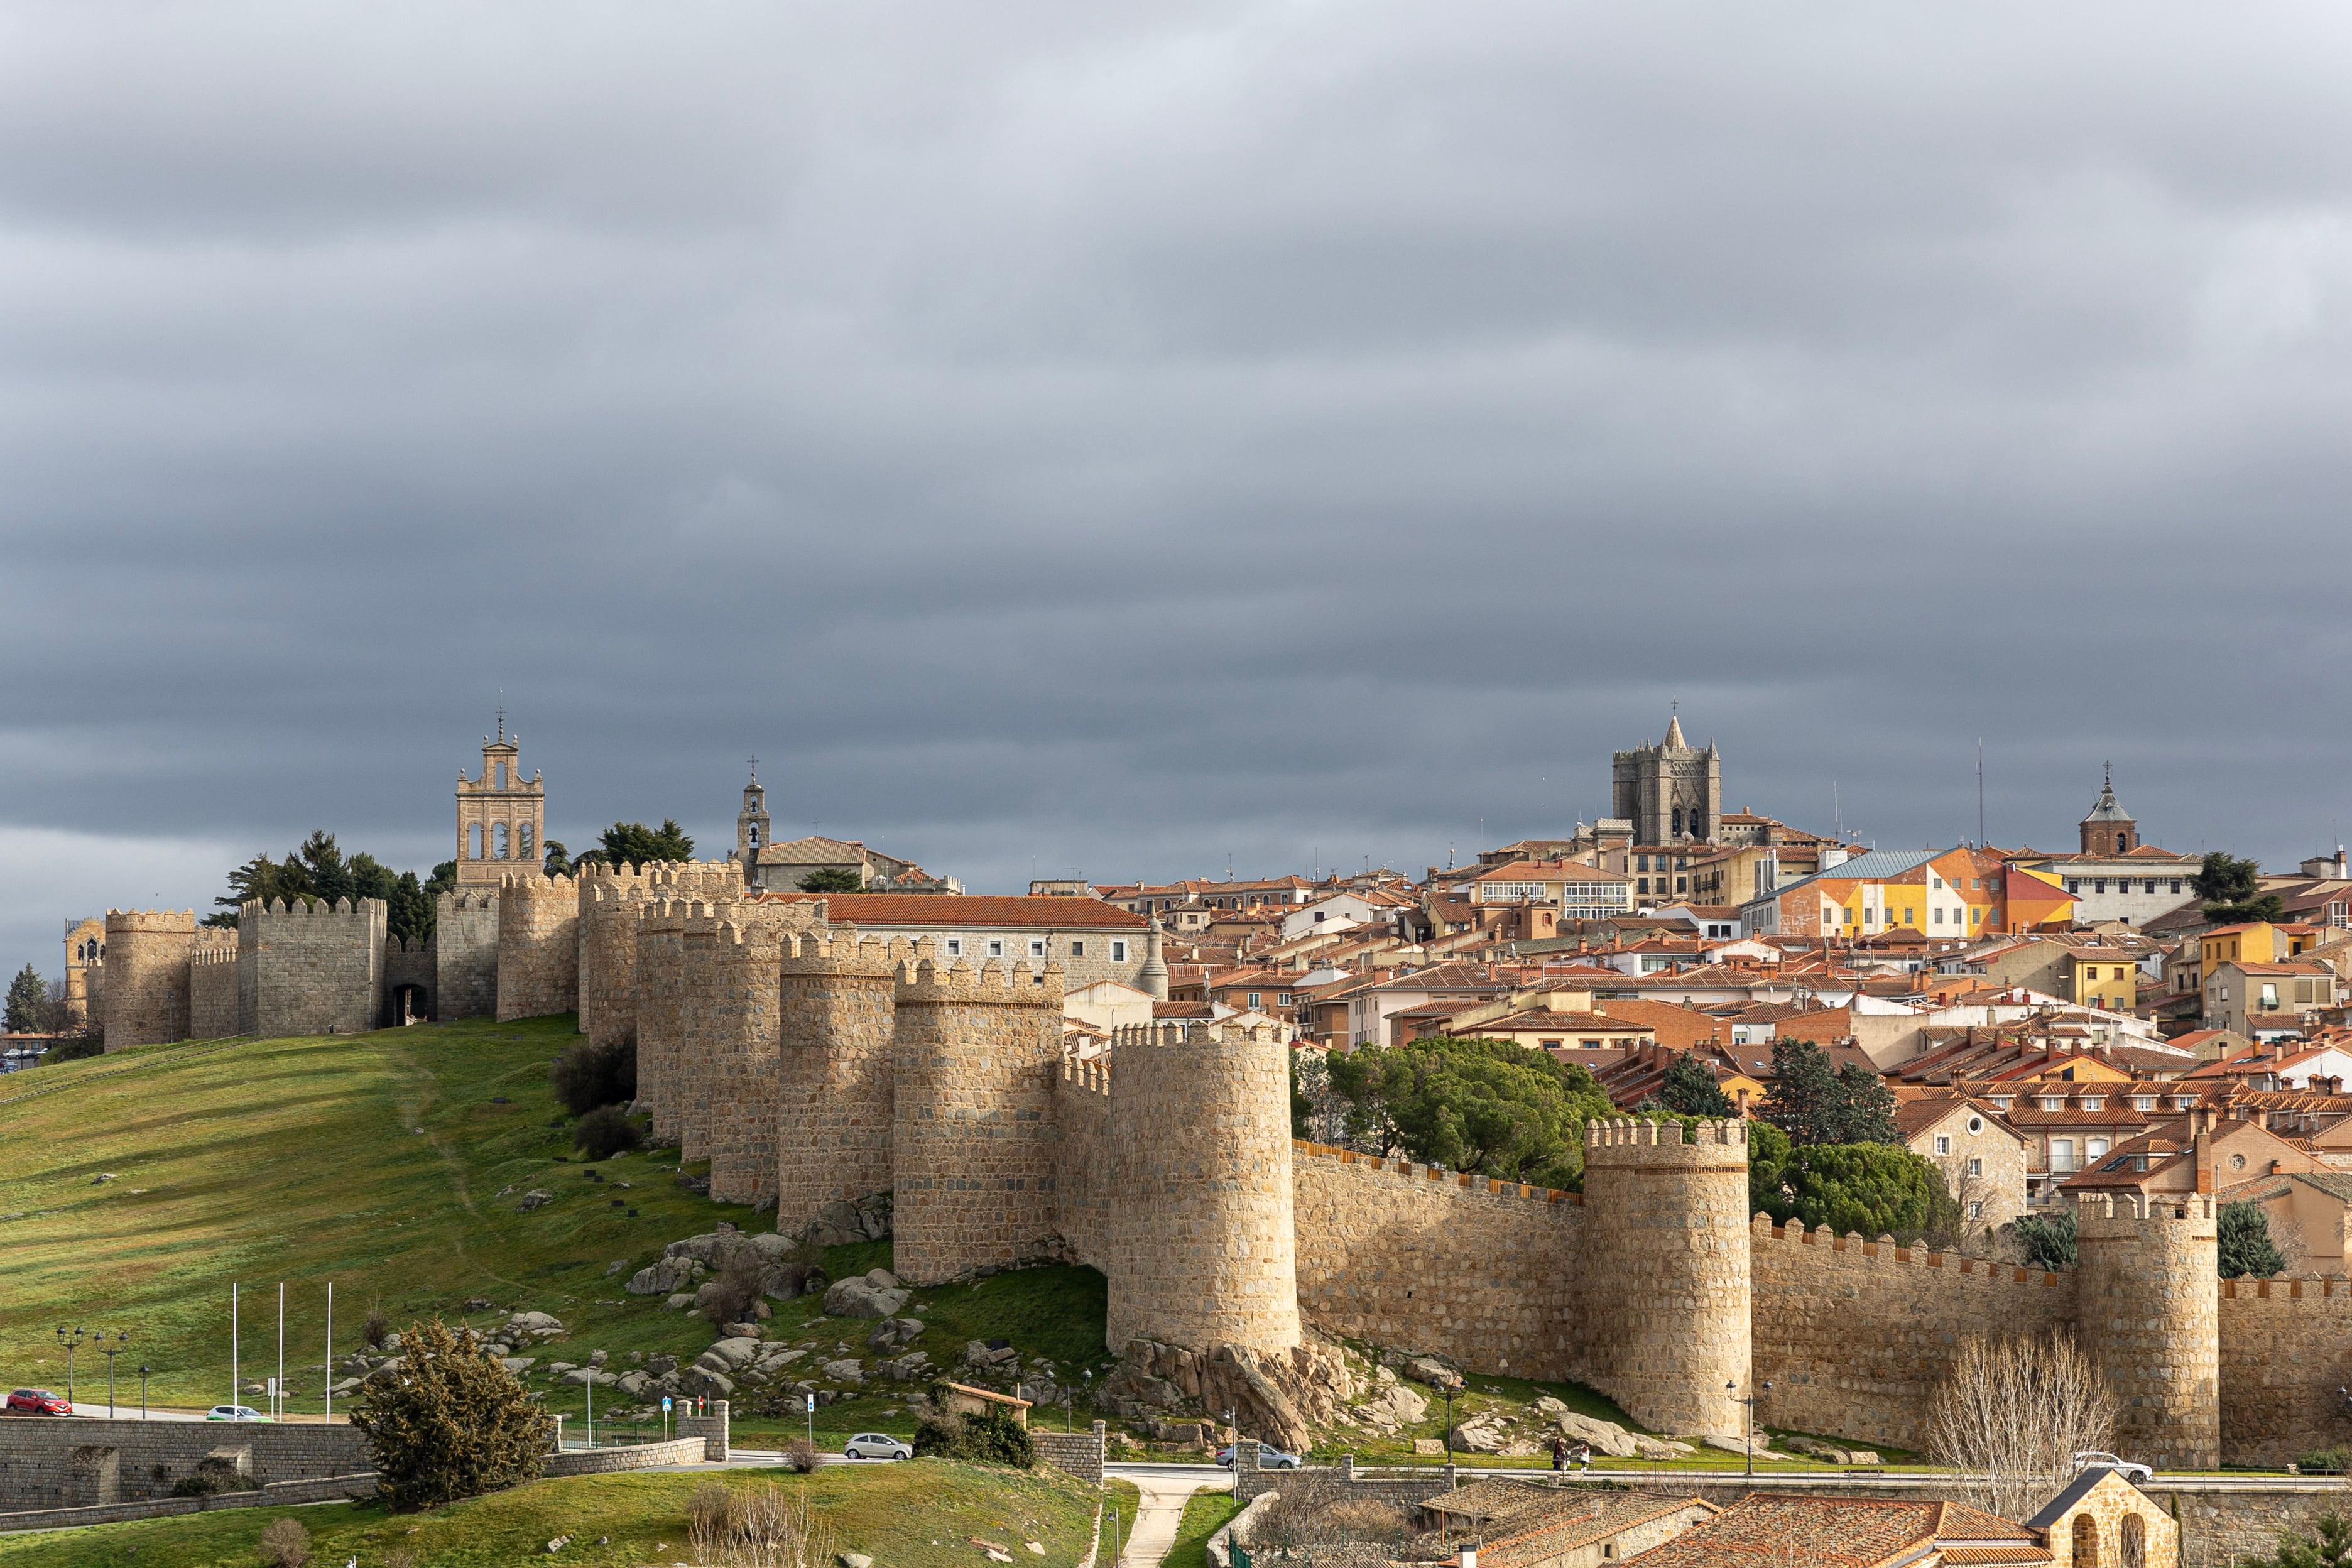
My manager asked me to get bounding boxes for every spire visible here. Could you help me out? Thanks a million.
[1663,710,1687,749]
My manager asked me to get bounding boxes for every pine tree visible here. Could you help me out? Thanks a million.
[1761,1038,1844,1145]
[797,867,863,893]
[347,1317,554,1509]
[1658,1053,1734,1117]
[4,965,48,1034]
[2218,1199,2286,1280]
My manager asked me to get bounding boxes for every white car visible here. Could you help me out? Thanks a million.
[844,1433,912,1461]
[2073,1450,2152,1484]
[205,1405,271,1423]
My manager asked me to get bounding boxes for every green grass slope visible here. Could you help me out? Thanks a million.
[0,1016,1124,1446]
[0,1461,1130,1568]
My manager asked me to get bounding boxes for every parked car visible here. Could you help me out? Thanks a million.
[1216,1446,1302,1469]
[5,1388,72,1416]
[844,1432,913,1461]
[204,1405,271,1422]
[2073,1451,2153,1484]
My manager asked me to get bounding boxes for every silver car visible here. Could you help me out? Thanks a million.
[2073,1450,2153,1484]
[845,1432,913,1460]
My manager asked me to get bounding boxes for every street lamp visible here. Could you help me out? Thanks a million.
[1442,1375,1463,1469]
[97,1332,130,1419]
[138,1366,151,1422]
[56,1327,85,1407]
[1726,1378,1773,1479]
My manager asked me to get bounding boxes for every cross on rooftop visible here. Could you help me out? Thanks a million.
[748,755,759,782]
[496,705,506,741]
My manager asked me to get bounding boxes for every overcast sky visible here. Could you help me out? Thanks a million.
[5,2,2351,975]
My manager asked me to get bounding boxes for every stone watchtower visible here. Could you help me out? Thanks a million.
[455,718,545,886]
[100,909,198,1048]
[2079,768,2137,856]
[1104,1021,1302,1355]
[2075,1192,2218,1469]
[1577,1118,1752,1437]
[1611,714,1722,844]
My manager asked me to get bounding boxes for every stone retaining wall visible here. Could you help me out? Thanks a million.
[0,1472,376,1535]
[0,1417,371,1511]
[1032,1422,1108,1485]
[543,1437,709,1475]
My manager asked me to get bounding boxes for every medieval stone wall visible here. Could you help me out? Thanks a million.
[2077,1194,2219,1471]
[495,873,577,1022]
[1576,1119,1751,1438]
[2218,1276,2352,1466]
[771,932,903,1235]
[890,959,1064,1283]
[1748,1217,2076,1451]
[1102,1022,1302,1356]
[704,920,783,1206]
[635,903,689,1141]
[577,880,643,1048]
[433,890,498,1021]
[383,935,435,1022]
[674,911,723,1162]
[1290,1144,1582,1381]
[239,897,386,1038]
[188,943,241,1038]
[1048,1052,1116,1270]
[99,910,197,1049]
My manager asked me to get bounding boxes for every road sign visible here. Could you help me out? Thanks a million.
[662,1396,673,1412]
[806,1393,816,1412]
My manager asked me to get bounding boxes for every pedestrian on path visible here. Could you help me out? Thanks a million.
[1551,1434,1566,1471]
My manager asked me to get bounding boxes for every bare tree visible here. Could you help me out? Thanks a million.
[1926,1331,2118,1522]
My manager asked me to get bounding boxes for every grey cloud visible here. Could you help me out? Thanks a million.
[4,1,2351,971]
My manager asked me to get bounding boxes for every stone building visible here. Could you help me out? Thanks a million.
[1611,714,1721,844]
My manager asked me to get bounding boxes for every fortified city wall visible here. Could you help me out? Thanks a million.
[496,872,577,1022]
[435,889,498,1022]
[2218,1277,2352,1466]
[1289,1145,1582,1382]
[239,896,387,1039]
[189,942,241,1038]
[99,910,198,1048]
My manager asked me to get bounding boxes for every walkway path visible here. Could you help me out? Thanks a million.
[1114,1466,1222,1568]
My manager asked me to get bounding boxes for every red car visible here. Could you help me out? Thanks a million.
[5,1388,72,1415]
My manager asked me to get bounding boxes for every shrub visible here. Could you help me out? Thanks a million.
[258,1516,312,1568]
[2236,1512,2352,1567]
[2013,1210,2077,1272]
[346,1317,555,1510]
[170,1457,259,1497]
[46,1034,104,1064]
[574,1105,644,1161]
[698,1251,770,1327]
[2300,1447,2351,1475]
[914,1407,1033,1467]
[784,1437,819,1473]
[363,1304,391,1350]
[552,1037,637,1116]
[2219,1199,2287,1280]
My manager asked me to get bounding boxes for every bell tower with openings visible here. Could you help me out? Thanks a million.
[736,761,771,865]
[455,711,546,888]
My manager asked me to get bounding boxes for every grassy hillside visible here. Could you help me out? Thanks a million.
[0,1016,1121,1446]
[0,1461,1136,1568]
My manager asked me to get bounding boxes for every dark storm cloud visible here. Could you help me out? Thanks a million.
[4,1,2352,968]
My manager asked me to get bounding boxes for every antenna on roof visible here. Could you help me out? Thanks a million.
[1978,739,1986,849]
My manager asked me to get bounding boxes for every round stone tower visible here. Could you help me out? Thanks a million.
[704,917,783,1207]
[1104,1020,1302,1355]
[773,930,904,1235]
[2075,1191,2219,1469]
[1577,1118,1751,1437]
[890,955,1065,1284]
[101,909,197,1048]
[633,900,689,1141]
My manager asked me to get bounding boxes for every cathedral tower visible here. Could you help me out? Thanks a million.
[2080,767,2137,855]
[1611,712,1721,843]
[455,714,545,887]
[736,767,771,863]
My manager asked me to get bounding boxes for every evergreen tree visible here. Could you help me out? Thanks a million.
[598,819,695,869]
[542,840,573,877]
[2218,1199,2287,1280]
[1325,1035,1618,1189]
[347,1317,553,1509]
[4,965,48,1034]
[1829,1060,1901,1143]
[2195,851,2287,925]
[1761,1038,1844,1145]
[425,861,459,898]
[1657,1053,1734,1117]
[1751,1138,1942,1238]
[2013,1209,2077,1271]
[387,871,435,945]
[2239,1512,2352,1568]
[797,866,863,893]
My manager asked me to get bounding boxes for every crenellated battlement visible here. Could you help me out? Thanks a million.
[778,928,908,974]
[241,895,388,925]
[1059,1049,1113,1097]
[435,889,496,914]
[1292,1140,1580,1208]
[1108,1020,1284,1051]
[1752,1212,2067,1289]
[190,944,239,968]
[2075,1191,2218,1233]
[1585,1115,1746,1151]
[104,908,197,934]
[896,956,1064,1004]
